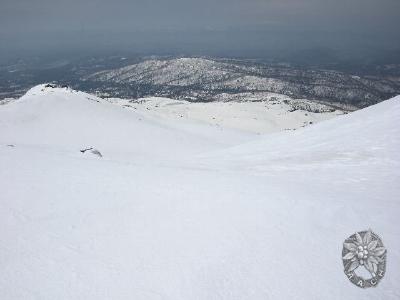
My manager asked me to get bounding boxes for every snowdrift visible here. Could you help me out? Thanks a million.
[0,85,399,299]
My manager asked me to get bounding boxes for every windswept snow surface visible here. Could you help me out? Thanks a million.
[0,85,399,299]
[107,96,343,134]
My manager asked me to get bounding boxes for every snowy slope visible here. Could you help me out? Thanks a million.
[0,85,399,299]
[201,95,400,171]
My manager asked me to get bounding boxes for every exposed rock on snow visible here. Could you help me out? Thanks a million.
[80,147,103,158]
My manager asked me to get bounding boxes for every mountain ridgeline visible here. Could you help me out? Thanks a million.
[83,57,400,109]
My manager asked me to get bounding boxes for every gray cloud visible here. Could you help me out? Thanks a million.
[0,0,399,60]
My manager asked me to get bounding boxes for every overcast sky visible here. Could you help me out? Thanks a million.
[1,0,399,60]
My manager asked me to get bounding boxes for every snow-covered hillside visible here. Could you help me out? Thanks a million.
[84,57,399,107]
[0,85,399,299]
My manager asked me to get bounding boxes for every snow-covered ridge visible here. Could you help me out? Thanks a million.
[7,84,344,136]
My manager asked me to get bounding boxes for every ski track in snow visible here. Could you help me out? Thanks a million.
[0,85,399,299]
